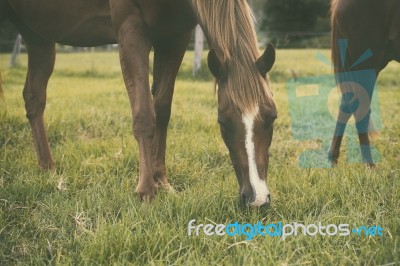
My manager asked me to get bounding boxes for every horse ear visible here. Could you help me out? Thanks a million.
[256,43,275,77]
[208,49,222,78]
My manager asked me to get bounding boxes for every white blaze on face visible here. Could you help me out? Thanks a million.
[242,107,270,207]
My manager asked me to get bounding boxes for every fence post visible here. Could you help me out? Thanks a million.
[9,34,22,68]
[193,25,204,77]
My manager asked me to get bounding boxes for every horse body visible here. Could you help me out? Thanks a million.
[329,0,400,165]
[5,0,198,46]
[1,0,276,207]
[8,0,115,46]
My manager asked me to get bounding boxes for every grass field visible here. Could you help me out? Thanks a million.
[0,50,399,265]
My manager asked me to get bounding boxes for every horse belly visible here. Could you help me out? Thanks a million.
[8,0,116,46]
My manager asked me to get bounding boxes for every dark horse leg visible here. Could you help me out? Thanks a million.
[328,50,385,167]
[328,83,375,166]
[1,4,56,169]
[23,41,56,169]
[328,96,352,165]
[151,33,192,190]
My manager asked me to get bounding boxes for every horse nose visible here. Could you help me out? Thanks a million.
[241,193,271,208]
[254,194,271,209]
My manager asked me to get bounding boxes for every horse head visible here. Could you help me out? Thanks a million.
[208,43,277,208]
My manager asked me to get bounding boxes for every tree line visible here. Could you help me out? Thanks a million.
[260,0,331,48]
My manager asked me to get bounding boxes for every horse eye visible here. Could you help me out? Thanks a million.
[263,113,277,125]
[263,117,274,129]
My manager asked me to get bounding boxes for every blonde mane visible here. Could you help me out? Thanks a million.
[330,0,339,25]
[192,0,273,114]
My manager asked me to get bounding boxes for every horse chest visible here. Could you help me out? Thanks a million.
[135,0,197,37]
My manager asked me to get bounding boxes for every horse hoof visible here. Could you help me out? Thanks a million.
[39,160,55,170]
[141,195,153,203]
[327,153,339,167]
[135,183,157,202]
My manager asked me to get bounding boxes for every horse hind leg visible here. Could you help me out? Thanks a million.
[23,41,56,169]
[328,93,352,165]
[329,79,376,167]
[355,109,374,167]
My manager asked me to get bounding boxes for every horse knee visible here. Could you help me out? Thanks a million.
[132,113,156,139]
[154,101,172,128]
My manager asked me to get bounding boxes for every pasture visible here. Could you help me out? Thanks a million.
[0,50,399,265]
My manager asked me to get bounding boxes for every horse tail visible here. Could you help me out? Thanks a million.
[330,0,342,76]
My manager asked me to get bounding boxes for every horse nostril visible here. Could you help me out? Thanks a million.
[260,201,270,209]
[259,196,271,209]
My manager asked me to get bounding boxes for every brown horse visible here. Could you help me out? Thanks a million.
[329,0,400,166]
[0,0,277,207]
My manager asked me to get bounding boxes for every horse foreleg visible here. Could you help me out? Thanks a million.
[114,14,156,201]
[151,32,192,191]
[23,41,55,169]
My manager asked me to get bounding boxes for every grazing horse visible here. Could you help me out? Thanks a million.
[329,0,400,166]
[0,0,277,207]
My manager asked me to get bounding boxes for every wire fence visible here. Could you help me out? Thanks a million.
[261,32,331,49]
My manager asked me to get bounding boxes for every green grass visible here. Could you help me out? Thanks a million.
[0,50,399,265]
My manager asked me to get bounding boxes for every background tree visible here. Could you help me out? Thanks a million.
[261,0,331,48]
[248,0,268,23]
